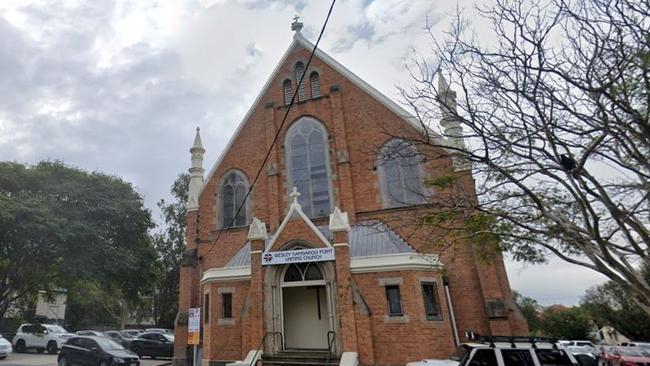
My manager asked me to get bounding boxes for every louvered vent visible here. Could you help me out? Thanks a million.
[310,72,321,98]
[295,62,307,101]
[283,79,292,105]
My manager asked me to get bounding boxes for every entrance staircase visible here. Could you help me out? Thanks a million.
[262,350,340,366]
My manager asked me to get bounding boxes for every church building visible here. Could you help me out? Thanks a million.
[174,20,528,366]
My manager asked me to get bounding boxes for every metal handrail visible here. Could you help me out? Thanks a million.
[249,331,284,366]
[325,331,336,366]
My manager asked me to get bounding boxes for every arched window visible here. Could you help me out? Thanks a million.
[283,79,292,106]
[378,139,425,208]
[284,262,324,282]
[286,117,331,217]
[295,62,307,101]
[310,72,321,98]
[219,171,248,228]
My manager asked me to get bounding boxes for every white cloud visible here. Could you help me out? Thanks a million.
[0,0,606,304]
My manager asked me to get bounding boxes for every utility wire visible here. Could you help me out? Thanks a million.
[201,0,337,259]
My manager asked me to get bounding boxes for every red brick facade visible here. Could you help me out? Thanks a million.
[174,34,528,366]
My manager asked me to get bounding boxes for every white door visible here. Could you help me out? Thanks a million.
[283,286,330,349]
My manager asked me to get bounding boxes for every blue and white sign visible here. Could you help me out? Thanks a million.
[262,248,335,266]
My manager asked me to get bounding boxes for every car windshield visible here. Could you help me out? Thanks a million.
[163,334,174,342]
[96,338,125,350]
[46,325,68,333]
[620,349,645,357]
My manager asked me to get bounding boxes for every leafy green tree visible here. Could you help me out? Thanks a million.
[513,291,542,335]
[152,173,189,328]
[539,306,593,340]
[0,161,157,322]
[582,280,650,341]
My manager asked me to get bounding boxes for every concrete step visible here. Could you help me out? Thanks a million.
[262,350,339,366]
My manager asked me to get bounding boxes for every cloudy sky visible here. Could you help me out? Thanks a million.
[0,0,606,305]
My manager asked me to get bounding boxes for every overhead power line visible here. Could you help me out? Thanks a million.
[201,0,337,259]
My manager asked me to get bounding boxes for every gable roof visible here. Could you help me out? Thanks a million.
[265,189,332,251]
[199,32,448,197]
[224,220,417,267]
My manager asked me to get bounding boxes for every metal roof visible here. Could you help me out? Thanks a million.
[224,220,415,267]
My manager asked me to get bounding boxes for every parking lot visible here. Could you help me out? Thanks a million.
[1,352,171,366]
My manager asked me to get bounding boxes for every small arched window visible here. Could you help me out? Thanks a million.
[286,117,331,217]
[378,139,426,208]
[295,62,307,101]
[310,72,321,98]
[219,171,248,228]
[283,79,293,106]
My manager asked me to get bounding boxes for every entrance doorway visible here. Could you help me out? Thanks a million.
[281,263,331,350]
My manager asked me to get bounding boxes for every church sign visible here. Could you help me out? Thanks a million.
[262,248,335,266]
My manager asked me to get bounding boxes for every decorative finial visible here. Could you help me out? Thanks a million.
[290,187,301,205]
[192,125,204,150]
[291,15,303,33]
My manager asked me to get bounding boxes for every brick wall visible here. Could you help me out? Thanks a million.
[176,40,528,365]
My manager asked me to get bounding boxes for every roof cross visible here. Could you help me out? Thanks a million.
[291,14,303,33]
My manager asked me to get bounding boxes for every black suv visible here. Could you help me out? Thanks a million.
[57,336,140,366]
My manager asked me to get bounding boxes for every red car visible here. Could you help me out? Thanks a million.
[600,347,650,366]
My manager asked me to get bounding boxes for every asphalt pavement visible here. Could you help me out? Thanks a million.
[0,351,171,366]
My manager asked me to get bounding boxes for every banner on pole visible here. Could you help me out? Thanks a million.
[188,307,201,345]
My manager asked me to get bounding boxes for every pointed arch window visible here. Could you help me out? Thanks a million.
[378,139,426,208]
[286,117,332,217]
[310,72,321,98]
[219,171,248,228]
[283,79,293,105]
[283,262,324,283]
[295,62,307,101]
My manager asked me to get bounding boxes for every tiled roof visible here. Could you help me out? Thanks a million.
[224,220,415,267]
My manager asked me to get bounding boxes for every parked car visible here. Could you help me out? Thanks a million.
[144,328,173,334]
[567,345,599,357]
[12,323,75,354]
[457,333,578,366]
[600,347,650,366]
[0,335,12,359]
[566,347,598,366]
[620,342,650,353]
[76,331,106,337]
[121,330,143,338]
[105,331,133,348]
[129,332,174,359]
[57,336,140,366]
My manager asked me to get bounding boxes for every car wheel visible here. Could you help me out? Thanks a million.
[36,348,45,354]
[47,341,58,354]
[58,356,69,366]
[0,356,6,360]
[15,340,26,353]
